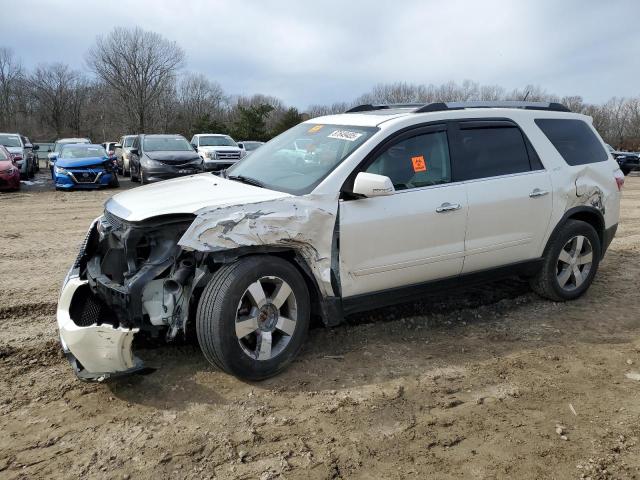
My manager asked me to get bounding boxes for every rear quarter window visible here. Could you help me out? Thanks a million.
[535,119,607,166]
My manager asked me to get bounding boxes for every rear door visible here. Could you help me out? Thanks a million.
[339,124,468,297]
[449,120,553,273]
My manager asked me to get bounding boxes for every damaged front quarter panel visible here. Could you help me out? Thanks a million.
[178,195,339,297]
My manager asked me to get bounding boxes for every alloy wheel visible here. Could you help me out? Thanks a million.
[556,235,593,291]
[235,276,298,361]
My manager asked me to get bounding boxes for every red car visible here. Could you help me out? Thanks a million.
[0,144,20,191]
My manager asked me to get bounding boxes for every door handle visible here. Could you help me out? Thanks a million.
[529,188,549,198]
[436,202,462,213]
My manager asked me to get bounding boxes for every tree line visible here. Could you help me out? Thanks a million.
[1,26,640,150]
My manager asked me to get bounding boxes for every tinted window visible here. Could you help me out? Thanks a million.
[366,131,451,190]
[455,126,530,181]
[535,119,607,166]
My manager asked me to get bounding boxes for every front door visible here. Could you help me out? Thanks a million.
[339,126,468,298]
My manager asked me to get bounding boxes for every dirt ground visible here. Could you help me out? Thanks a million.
[1,167,639,480]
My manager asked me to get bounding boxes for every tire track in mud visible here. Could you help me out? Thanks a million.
[0,301,57,320]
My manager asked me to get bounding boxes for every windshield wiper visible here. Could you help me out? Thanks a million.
[227,174,264,188]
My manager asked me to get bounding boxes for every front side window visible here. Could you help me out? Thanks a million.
[365,131,451,190]
[455,126,531,181]
[228,123,378,195]
[535,119,607,166]
[143,136,192,152]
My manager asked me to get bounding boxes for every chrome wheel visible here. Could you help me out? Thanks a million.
[235,276,298,361]
[556,235,593,291]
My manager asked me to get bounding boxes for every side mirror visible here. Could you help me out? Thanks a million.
[191,143,197,150]
[237,143,244,149]
[130,148,139,155]
[351,172,395,197]
[47,148,52,152]
[47,152,57,160]
[32,144,39,151]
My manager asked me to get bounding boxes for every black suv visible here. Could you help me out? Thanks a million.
[607,144,639,175]
[129,134,204,184]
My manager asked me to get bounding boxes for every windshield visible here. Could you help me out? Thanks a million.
[244,142,262,151]
[123,137,135,148]
[55,139,89,153]
[227,123,378,195]
[143,136,192,152]
[60,145,107,158]
[0,135,22,148]
[199,136,237,147]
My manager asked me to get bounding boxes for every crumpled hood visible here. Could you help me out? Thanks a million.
[145,151,201,163]
[105,173,290,221]
[57,156,108,168]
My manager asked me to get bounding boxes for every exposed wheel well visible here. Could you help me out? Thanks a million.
[565,209,604,247]
[191,249,327,328]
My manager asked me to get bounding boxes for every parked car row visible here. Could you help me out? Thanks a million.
[606,144,640,175]
[0,133,39,179]
[0,130,265,192]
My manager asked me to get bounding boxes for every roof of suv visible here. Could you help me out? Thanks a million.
[308,101,582,128]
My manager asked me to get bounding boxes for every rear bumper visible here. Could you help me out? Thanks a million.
[57,275,143,381]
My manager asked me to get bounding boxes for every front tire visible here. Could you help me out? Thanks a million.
[130,164,139,182]
[196,256,310,380]
[530,220,601,301]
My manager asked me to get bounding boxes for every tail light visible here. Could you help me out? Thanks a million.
[614,170,625,191]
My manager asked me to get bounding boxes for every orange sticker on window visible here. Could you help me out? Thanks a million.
[411,155,427,172]
[308,125,323,133]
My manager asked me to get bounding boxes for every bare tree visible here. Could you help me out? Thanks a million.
[30,63,79,137]
[177,72,225,132]
[0,47,24,130]
[87,27,184,132]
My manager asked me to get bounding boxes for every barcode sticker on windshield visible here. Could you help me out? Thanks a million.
[328,130,363,142]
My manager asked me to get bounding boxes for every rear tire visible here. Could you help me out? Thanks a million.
[196,256,310,380]
[530,220,601,301]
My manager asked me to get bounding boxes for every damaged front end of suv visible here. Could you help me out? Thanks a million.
[58,210,200,381]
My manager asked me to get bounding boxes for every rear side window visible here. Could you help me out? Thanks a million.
[454,126,531,181]
[535,119,607,166]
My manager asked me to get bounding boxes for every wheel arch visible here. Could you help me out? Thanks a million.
[546,206,605,256]
[190,247,343,329]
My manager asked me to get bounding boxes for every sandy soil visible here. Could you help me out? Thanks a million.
[1,169,639,480]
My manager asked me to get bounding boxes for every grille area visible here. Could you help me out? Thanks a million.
[217,151,241,160]
[104,210,125,230]
[69,284,117,327]
[72,171,99,183]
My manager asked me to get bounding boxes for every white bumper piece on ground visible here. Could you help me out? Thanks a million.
[57,276,142,381]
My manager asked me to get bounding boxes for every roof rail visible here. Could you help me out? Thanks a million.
[345,103,425,113]
[415,101,571,113]
[345,101,571,114]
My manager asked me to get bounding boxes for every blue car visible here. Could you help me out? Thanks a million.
[51,143,119,190]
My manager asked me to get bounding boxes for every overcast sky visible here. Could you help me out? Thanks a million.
[2,0,639,108]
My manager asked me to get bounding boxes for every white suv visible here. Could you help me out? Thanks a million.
[57,101,623,381]
[190,133,243,171]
